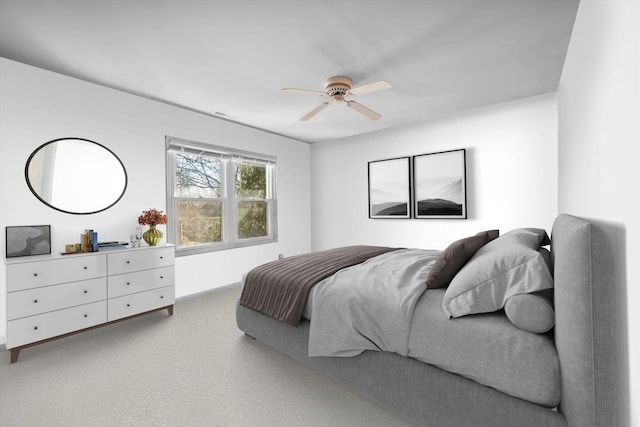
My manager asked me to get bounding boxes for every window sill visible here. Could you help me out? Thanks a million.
[174,236,278,257]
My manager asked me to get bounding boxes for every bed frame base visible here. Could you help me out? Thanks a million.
[236,303,566,427]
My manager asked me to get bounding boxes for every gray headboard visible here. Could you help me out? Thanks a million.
[551,214,617,427]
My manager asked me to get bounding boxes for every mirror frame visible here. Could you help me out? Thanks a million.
[25,137,128,215]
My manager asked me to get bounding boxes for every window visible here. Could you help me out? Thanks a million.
[166,136,277,255]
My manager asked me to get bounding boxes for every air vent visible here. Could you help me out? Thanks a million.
[213,111,239,120]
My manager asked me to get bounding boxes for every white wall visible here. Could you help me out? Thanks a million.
[310,93,558,251]
[558,1,639,426]
[0,58,311,345]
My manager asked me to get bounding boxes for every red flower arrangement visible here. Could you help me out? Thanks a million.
[138,208,168,226]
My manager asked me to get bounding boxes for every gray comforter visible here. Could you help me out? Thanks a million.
[308,248,441,357]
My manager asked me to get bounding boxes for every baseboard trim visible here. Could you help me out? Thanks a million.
[175,282,242,303]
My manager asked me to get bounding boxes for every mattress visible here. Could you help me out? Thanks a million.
[304,286,560,408]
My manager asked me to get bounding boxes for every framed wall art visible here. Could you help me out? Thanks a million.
[6,225,51,258]
[368,157,411,219]
[413,149,467,219]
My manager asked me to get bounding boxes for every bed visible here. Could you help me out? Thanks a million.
[235,214,617,427]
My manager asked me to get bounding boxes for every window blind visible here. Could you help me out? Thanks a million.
[166,136,276,165]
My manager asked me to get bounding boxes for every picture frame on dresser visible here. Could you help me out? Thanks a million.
[6,225,51,258]
[413,149,467,219]
[368,157,412,219]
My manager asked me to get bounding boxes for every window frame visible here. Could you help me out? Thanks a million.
[166,136,277,256]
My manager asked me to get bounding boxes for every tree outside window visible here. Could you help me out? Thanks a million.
[236,163,269,239]
[175,153,224,246]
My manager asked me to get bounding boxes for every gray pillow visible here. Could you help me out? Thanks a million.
[426,230,499,289]
[504,289,555,333]
[442,228,553,318]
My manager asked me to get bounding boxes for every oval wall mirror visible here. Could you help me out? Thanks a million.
[25,137,128,214]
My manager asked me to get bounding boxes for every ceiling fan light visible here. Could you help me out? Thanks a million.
[284,75,388,121]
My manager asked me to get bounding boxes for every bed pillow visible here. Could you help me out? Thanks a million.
[504,288,555,333]
[538,247,553,275]
[442,228,553,318]
[426,230,499,289]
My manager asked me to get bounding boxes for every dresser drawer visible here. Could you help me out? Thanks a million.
[7,277,107,320]
[6,301,107,349]
[107,247,174,275]
[6,255,106,292]
[107,266,174,298]
[108,285,175,321]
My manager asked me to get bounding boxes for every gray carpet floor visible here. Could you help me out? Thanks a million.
[0,284,414,426]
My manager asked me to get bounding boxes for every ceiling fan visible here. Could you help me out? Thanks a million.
[283,76,391,121]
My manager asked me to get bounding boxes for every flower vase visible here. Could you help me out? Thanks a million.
[143,224,163,246]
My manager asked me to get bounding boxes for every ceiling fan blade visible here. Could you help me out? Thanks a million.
[349,80,391,96]
[346,101,382,120]
[283,88,328,97]
[300,102,331,121]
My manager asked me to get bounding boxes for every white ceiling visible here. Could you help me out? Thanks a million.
[0,0,579,144]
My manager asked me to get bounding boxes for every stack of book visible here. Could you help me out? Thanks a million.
[81,229,98,253]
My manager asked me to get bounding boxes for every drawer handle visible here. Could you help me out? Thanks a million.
[160,276,164,279]
[33,273,38,277]
[160,296,164,299]
[83,266,88,270]
[160,256,164,259]
[84,290,88,294]
[84,314,88,318]
[126,261,130,264]
[127,304,131,307]
[34,299,38,303]
[126,282,131,285]
[33,326,38,330]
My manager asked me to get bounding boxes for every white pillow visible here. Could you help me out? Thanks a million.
[442,228,553,318]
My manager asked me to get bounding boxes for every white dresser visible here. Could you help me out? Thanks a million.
[5,245,175,362]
